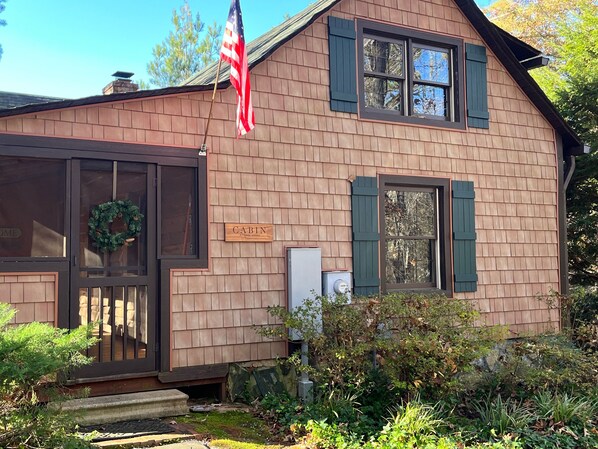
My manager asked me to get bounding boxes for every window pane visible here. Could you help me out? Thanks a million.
[363,38,404,76]
[385,190,435,237]
[413,47,450,83]
[0,157,66,257]
[161,166,197,256]
[386,239,434,285]
[365,76,402,111]
[413,84,447,117]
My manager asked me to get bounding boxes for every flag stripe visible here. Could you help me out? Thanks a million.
[220,0,255,137]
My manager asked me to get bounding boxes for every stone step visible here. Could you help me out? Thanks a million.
[58,389,190,425]
[94,433,196,448]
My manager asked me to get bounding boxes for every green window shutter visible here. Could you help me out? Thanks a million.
[465,43,489,129]
[452,181,478,293]
[328,16,358,114]
[352,177,380,295]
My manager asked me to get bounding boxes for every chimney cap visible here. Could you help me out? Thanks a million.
[111,71,134,79]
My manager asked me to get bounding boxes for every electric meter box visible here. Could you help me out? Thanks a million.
[322,271,352,302]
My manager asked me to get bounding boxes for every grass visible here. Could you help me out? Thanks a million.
[179,410,302,449]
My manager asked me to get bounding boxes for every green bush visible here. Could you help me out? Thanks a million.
[459,334,598,400]
[0,303,97,448]
[569,286,598,352]
[260,292,505,402]
[303,401,523,449]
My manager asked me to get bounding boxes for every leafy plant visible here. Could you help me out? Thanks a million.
[568,286,598,352]
[0,303,97,448]
[459,334,598,400]
[260,292,505,403]
[533,391,597,426]
[472,395,532,437]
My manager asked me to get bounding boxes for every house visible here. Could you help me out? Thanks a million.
[0,90,66,110]
[0,0,584,395]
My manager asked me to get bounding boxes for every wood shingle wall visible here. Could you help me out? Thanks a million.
[0,0,561,368]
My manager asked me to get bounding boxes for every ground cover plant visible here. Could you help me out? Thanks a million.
[259,292,598,449]
[179,409,302,449]
[0,303,96,449]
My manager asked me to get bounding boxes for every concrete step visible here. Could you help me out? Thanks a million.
[94,433,196,448]
[58,389,190,425]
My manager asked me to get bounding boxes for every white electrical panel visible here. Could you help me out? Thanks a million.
[287,247,322,341]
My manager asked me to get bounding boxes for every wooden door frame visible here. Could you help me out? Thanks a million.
[70,159,158,378]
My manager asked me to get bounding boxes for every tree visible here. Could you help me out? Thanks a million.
[146,1,221,87]
[556,2,598,285]
[484,0,592,98]
[486,1,598,285]
[0,0,7,61]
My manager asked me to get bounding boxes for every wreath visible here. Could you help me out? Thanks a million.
[88,200,144,253]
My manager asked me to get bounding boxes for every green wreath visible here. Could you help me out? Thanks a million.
[88,200,144,253]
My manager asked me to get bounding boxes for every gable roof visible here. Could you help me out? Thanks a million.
[0,84,222,119]
[0,91,67,110]
[184,0,340,86]
[0,0,583,155]
[184,1,542,86]
[182,0,582,155]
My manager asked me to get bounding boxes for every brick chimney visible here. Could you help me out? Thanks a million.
[103,71,138,95]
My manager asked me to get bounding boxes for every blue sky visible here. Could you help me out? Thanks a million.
[0,0,494,99]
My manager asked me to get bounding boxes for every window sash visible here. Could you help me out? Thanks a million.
[379,175,452,294]
[358,20,463,128]
[383,187,439,288]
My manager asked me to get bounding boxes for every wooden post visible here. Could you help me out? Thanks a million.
[200,58,224,155]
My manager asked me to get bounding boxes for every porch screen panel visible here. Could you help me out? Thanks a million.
[79,161,147,277]
[0,156,66,258]
[161,166,197,256]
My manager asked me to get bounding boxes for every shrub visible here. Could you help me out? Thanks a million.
[459,334,598,400]
[260,292,505,403]
[569,286,598,352]
[303,401,524,449]
[0,303,97,448]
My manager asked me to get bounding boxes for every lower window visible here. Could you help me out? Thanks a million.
[380,176,451,293]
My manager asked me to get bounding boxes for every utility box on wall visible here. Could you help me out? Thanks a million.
[287,247,322,341]
[322,271,352,302]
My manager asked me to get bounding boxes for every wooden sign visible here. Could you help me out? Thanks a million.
[225,224,273,242]
[0,228,22,239]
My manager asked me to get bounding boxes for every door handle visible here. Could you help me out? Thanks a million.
[72,255,78,267]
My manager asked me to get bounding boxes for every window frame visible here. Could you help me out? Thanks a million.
[357,19,465,130]
[379,175,453,296]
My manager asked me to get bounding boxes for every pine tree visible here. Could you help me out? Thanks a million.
[146,1,221,87]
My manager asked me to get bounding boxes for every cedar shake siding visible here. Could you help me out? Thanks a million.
[0,273,57,325]
[0,0,569,376]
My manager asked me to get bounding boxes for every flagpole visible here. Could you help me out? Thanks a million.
[200,58,224,156]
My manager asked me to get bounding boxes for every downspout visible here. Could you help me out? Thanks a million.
[563,154,576,191]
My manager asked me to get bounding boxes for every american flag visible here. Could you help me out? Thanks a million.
[220,0,255,136]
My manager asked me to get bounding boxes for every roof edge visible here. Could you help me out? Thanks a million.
[454,0,582,153]
[0,83,228,119]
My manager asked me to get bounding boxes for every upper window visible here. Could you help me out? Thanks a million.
[380,175,452,294]
[358,20,464,129]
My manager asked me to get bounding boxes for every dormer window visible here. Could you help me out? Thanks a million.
[357,20,465,129]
